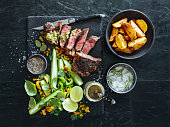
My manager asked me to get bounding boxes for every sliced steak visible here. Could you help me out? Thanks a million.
[81,36,101,54]
[66,29,81,50]
[72,52,102,77]
[59,25,71,48]
[43,22,62,45]
[75,28,89,51]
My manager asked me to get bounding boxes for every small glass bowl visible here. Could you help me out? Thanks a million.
[84,81,105,102]
[106,63,137,94]
[26,54,47,75]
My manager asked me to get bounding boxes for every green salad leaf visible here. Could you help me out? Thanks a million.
[58,70,66,77]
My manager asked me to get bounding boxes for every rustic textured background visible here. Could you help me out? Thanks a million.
[0,0,170,127]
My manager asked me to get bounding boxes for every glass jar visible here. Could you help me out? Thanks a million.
[84,81,105,102]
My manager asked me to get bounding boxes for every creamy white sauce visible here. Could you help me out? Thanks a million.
[108,66,133,92]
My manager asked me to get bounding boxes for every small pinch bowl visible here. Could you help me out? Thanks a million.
[106,63,137,94]
[26,54,47,75]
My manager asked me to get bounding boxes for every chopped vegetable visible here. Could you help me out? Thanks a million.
[40,80,51,96]
[61,56,71,70]
[50,49,58,90]
[68,71,83,86]
[29,90,60,115]
[38,72,46,80]
[58,59,64,71]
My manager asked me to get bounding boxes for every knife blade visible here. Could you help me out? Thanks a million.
[32,14,105,31]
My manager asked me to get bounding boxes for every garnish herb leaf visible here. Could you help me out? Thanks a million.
[35,40,41,47]
[40,44,47,52]
[38,72,46,79]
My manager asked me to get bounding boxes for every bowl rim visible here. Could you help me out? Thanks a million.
[105,9,155,59]
[26,54,47,75]
[106,63,137,94]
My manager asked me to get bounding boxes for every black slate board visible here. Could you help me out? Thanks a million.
[27,16,104,116]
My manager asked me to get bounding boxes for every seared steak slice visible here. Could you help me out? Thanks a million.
[75,28,89,51]
[81,36,101,54]
[72,52,102,77]
[43,22,62,45]
[59,25,71,48]
[66,29,81,50]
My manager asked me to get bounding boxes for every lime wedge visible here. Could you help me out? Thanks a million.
[62,98,78,112]
[40,44,47,52]
[70,86,83,102]
[24,80,37,96]
[29,97,36,108]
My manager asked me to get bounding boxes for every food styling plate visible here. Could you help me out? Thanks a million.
[27,16,104,116]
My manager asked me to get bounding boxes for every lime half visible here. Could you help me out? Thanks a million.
[62,98,78,112]
[70,86,83,102]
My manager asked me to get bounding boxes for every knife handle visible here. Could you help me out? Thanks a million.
[69,14,105,24]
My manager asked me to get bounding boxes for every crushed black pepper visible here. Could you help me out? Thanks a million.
[28,56,46,74]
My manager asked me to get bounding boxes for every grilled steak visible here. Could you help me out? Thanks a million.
[81,36,101,54]
[66,29,81,50]
[59,25,71,48]
[75,28,89,51]
[72,52,102,77]
[43,22,62,45]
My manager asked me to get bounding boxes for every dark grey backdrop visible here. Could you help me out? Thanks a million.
[0,0,170,127]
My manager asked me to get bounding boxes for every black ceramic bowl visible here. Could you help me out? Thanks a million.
[106,9,155,59]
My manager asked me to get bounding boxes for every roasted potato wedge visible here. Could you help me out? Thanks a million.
[112,42,117,48]
[109,27,118,42]
[136,19,148,33]
[129,20,145,38]
[122,23,137,40]
[112,18,128,28]
[115,47,132,54]
[124,34,130,41]
[115,34,127,50]
[128,37,147,51]
[118,28,126,34]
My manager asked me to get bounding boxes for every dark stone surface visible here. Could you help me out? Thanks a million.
[0,0,170,127]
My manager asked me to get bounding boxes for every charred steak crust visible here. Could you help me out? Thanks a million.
[71,53,102,77]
